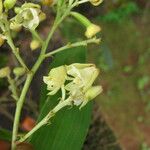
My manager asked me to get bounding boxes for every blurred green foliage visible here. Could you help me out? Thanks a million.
[101,2,140,23]
[0,54,7,68]
[97,44,114,72]
[137,76,150,91]
[141,142,150,150]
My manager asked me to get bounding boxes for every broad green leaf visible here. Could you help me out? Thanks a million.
[0,128,12,141]
[30,46,92,150]
[30,18,93,149]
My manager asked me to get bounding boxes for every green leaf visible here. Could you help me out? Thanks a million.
[30,18,93,149]
[30,47,92,150]
[0,128,12,141]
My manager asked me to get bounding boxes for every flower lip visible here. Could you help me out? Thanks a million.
[43,66,67,95]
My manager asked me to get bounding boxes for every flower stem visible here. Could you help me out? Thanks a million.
[19,98,72,143]
[45,38,101,58]
[30,29,44,44]
[11,73,33,150]
[11,10,70,150]
[6,35,28,70]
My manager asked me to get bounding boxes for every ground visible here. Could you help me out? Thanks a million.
[88,13,150,149]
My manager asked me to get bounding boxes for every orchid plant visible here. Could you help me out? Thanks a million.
[0,0,103,149]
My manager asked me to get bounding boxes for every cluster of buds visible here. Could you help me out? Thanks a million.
[10,3,46,31]
[0,66,25,78]
[43,63,102,109]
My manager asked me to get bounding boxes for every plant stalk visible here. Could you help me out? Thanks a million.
[11,73,33,150]
[11,10,69,150]
[19,98,72,143]
[45,38,101,58]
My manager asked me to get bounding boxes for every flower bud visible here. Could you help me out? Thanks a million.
[42,0,53,6]
[4,0,17,10]
[85,24,101,38]
[39,12,46,22]
[71,12,101,38]
[0,34,5,47]
[0,67,11,78]
[14,7,22,14]
[30,39,41,51]
[10,21,22,32]
[70,12,91,28]
[85,86,103,100]
[42,0,57,6]
[90,0,103,6]
[80,86,103,108]
[13,67,26,76]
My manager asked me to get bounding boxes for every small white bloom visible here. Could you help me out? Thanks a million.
[65,63,101,108]
[11,3,45,30]
[66,63,99,92]
[43,63,102,108]
[43,66,67,95]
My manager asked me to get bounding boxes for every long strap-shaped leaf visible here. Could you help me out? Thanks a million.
[30,47,92,150]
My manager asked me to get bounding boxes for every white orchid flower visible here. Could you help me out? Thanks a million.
[43,66,67,95]
[66,83,102,108]
[11,3,45,30]
[43,63,102,108]
[65,63,101,108]
[66,63,99,92]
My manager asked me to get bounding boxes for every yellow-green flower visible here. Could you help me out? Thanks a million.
[65,63,101,108]
[43,63,102,108]
[66,63,99,91]
[43,66,67,95]
[65,84,102,108]
[11,3,46,30]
